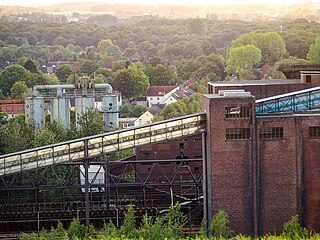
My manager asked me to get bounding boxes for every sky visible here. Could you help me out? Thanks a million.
[0,0,315,7]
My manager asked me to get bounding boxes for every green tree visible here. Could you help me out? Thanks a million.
[113,65,150,99]
[0,116,34,154]
[31,128,57,148]
[23,59,40,74]
[68,218,87,240]
[80,59,99,75]
[77,108,104,138]
[0,64,34,96]
[230,31,287,65]
[120,205,138,239]
[10,81,28,99]
[97,39,113,53]
[307,35,320,64]
[255,32,287,64]
[186,18,207,35]
[55,64,73,83]
[211,210,234,239]
[39,74,61,85]
[282,30,316,59]
[226,44,262,76]
[145,64,179,86]
[165,203,187,238]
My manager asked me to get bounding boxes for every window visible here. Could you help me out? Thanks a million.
[309,126,320,138]
[259,127,283,139]
[226,128,250,140]
[225,106,250,118]
[179,143,185,149]
[306,75,311,83]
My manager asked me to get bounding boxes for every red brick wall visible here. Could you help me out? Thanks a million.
[256,116,300,234]
[300,116,320,232]
[202,95,255,235]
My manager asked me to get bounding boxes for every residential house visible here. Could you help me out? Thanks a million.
[146,86,176,107]
[134,111,153,126]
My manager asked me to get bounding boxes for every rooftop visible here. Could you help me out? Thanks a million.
[147,86,176,96]
[208,79,300,86]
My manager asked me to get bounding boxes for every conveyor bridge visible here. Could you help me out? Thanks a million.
[2,86,320,177]
[0,113,206,176]
[255,86,320,114]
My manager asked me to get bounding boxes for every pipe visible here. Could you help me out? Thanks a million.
[32,83,113,96]
[95,84,113,94]
[33,85,75,97]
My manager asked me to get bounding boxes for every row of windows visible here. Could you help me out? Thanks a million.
[226,126,320,140]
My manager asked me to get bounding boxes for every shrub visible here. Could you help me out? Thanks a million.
[282,215,308,239]
[211,210,234,238]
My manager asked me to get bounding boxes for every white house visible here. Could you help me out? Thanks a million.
[146,86,177,107]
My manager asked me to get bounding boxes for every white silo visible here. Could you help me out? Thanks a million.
[25,97,45,129]
[50,98,71,129]
[102,95,119,131]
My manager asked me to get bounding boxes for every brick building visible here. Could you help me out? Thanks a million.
[202,92,320,235]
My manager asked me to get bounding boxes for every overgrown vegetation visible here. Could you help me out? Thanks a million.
[19,205,315,240]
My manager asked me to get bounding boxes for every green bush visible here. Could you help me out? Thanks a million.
[211,210,234,239]
[282,215,308,239]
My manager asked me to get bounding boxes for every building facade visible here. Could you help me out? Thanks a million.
[202,92,320,235]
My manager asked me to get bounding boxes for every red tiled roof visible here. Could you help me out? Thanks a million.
[147,86,176,96]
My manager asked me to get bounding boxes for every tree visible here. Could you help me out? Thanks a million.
[120,205,138,239]
[23,59,40,74]
[10,81,28,99]
[186,18,207,35]
[31,128,57,148]
[165,203,187,238]
[55,64,73,83]
[307,35,320,64]
[77,108,104,138]
[255,32,287,65]
[97,39,113,53]
[282,30,316,59]
[145,64,179,86]
[0,64,34,96]
[0,116,34,154]
[39,74,61,85]
[229,31,287,65]
[211,210,234,238]
[113,65,150,99]
[226,44,262,76]
[80,59,99,75]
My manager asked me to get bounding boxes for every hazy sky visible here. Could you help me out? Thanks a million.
[0,0,315,7]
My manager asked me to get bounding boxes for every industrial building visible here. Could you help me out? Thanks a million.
[1,70,320,235]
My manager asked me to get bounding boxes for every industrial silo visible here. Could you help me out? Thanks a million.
[50,98,71,129]
[25,97,45,129]
[102,95,119,131]
[75,97,95,129]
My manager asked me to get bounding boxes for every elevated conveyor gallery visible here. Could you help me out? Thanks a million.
[0,113,206,176]
[255,86,320,114]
